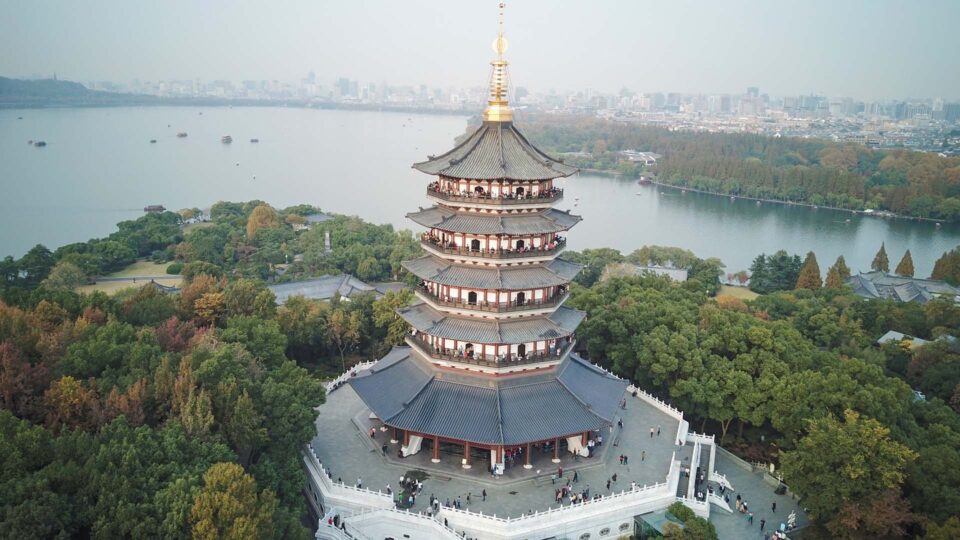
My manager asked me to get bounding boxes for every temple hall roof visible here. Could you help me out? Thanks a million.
[412,122,579,181]
[407,206,581,235]
[402,255,581,290]
[398,302,584,344]
[349,348,627,445]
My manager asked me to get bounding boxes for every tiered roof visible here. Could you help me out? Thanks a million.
[399,302,584,343]
[403,255,581,289]
[407,206,581,235]
[350,348,626,445]
[412,121,579,181]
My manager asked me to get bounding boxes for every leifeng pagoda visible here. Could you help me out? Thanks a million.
[348,7,627,472]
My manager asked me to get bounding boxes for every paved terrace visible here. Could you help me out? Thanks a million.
[312,383,681,519]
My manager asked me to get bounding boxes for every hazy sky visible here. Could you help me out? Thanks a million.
[3,0,959,100]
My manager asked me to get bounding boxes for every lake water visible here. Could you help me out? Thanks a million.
[2,106,958,276]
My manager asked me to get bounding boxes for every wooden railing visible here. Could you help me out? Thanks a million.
[420,234,565,259]
[417,285,568,313]
[406,334,573,368]
[427,186,563,205]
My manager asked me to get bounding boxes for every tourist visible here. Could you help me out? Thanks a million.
[417,480,423,494]
[466,492,471,503]
[618,454,624,465]
[748,512,754,525]
[558,466,563,478]
[624,455,629,465]
[386,484,392,495]
[612,473,617,482]
[482,489,487,501]
[356,477,362,489]
[760,518,766,531]
[641,450,645,461]
[573,471,579,483]
[650,427,654,438]
[657,425,661,436]
[772,501,776,513]
[606,479,611,490]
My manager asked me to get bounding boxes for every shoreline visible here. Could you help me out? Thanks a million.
[647,180,949,224]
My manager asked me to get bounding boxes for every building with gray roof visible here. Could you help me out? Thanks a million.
[847,271,960,303]
[269,274,398,304]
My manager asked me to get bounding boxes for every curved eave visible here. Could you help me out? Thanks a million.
[402,255,582,290]
[397,302,585,344]
[349,350,626,446]
[412,122,579,181]
[406,206,582,236]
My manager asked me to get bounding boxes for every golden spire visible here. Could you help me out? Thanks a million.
[483,1,512,122]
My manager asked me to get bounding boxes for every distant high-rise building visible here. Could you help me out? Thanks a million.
[747,87,759,98]
[943,103,960,123]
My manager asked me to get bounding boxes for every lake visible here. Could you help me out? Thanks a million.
[1,106,958,277]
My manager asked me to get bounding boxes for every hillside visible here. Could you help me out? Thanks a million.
[0,76,157,107]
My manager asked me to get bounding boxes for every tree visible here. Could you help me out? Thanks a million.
[43,261,88,291]
[179,387,214,439]
[872,242,890,272]
[327,307,361,372]
[796,251,822,289]
[825,265,844,289]
[932,248,960,284]
[246,205,280,240]
[895,249,915,277]
[833,255,851,280]
[43,375,101,431]
[190,462,276,540]
[372,290,414,350]
[925,517,960,540]
[780,410,917,527]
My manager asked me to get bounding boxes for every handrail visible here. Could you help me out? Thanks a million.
[325,361,377,394]
[416,286,568,313]
[406,335,572,368]
[428,186,563,205]
[420,234,566,259]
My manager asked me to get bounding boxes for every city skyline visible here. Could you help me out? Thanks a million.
[3,0,960,102]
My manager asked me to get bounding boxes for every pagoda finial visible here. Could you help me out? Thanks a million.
[483,1,512,123]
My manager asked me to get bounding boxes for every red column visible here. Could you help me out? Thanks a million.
[553,438,561,463]
[524,443,532,468]
[432,436,440,463]
[463,442,472,468]
[581,432,588,445]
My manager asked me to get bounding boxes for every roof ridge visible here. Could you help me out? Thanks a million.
[494,384,505,447]
[554,371,611,424]
[498,122,506,173]
[412,124,485,169]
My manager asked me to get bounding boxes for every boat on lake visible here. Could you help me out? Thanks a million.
[250,138,259,143]
[150,139,157,144]
[33,141,47,147]
[177,132,188,138]
[222,135,233,144]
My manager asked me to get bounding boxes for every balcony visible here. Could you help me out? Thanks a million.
[406,333,574,369]
[416,284,568,314]
[427,185,563,206]
[420,234,566,260]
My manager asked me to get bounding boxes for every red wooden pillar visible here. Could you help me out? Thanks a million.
[403,431,410,446]
[552,438,561,463]
[524,443,532,469]
[391,426,399,444]
[463,441,472,469]
[432,436,441,463]
[581,432,588,445]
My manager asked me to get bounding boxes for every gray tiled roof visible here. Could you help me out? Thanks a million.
[349,349,627,445]
[402,255,581,289]
[846,271,959,304]
[398,302,585,344]
[268,274,377,304]
[407,206,581,235]
[412,122,579,181]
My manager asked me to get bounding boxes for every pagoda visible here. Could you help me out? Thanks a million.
[349,4,626,472]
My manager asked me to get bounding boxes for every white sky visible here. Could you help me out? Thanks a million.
[2,0,959,100]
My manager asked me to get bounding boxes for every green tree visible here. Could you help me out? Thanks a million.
[190,462,276,540]
[872,242,890,272]
[833,255,852,280]
[895,249,915,277]
[780,410,917,527]
[932,247,960,284]
[43,261,88,291]
[796,251,822,289]
[372,289,414,350]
